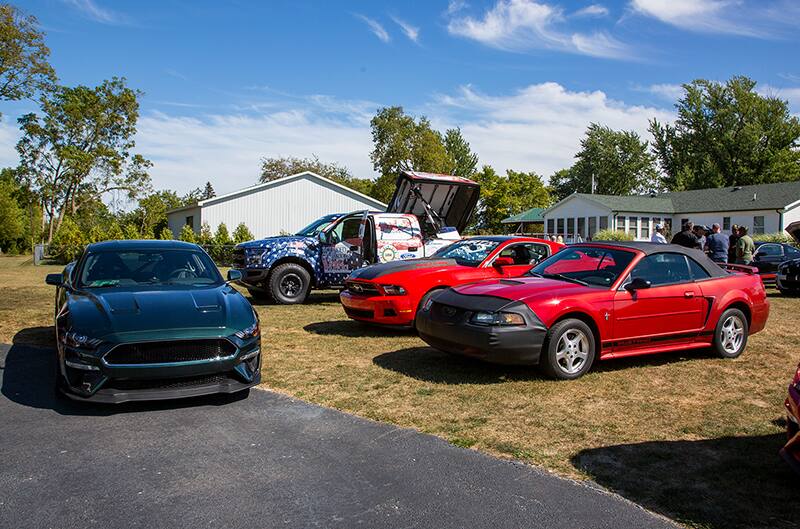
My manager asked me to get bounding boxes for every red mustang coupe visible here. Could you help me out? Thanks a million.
[416,242,770,379]
[782,361,800,475]
[340,236,564,327]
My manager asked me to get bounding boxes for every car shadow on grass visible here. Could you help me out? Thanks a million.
[304,320,415,338]
[244,290,342,306]
[572,433,800,529]
[372,347,541,384]
[1,332,249,417]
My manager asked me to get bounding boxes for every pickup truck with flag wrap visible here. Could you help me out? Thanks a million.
[232,171,480,304]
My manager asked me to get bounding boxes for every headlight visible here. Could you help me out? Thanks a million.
[470,311,525,326]
[61,331,102,349]
[380,284,407,296]
[245,249,267,267]
[235,321,260,339]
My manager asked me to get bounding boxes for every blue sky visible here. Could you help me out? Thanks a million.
[4,0,800,195]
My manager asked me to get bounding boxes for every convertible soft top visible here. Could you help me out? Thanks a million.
[577,241,728,278]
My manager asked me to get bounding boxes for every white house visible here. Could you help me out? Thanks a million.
[166,171,386,239]
[542,181,800,241]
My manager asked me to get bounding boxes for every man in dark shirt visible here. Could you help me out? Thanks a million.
[671,221,701,249]
[728,224,740,263]
[706,223,730,263]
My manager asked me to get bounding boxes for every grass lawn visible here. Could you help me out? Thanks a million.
[2,255,798,528]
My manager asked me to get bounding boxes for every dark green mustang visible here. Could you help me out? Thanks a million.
[46,240,261,403]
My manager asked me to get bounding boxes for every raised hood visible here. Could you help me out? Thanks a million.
[786,221,800,244]
[386,171,480,234]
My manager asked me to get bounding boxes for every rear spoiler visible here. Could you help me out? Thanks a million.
[721,263,758,275]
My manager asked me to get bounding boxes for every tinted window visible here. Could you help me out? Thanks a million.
[529,246,635,288]
[629,253,692,286]
[296,214,340,237]
[687,257,711,280]
[432,239,501,267]
[79,249,222,288]
[756,243,783,257]
[786,246,800,257]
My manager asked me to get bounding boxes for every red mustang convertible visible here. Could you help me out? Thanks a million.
[416,242,769,379]
[340,236,563,327]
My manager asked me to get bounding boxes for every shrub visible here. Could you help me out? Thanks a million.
[232,222,254,244]
[105,222,124,241]
[178,224,196,243]
[158,227,174,240]
[122,224,140,240]
[211,222,233,264]
[752,232,797,246]
[592,229,634,242]
[50,217,86,263]
[197,222,213,246]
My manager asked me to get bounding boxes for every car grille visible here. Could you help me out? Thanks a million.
[346,281,381,296]
[104,373,235,391]
[232,248,246,268]
[104,339,237,365]
[344,307,374,319]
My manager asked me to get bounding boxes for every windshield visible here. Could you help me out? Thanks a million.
[78,249,223,288]
[295,214,341,237]
[431,239,500,267]
[528,246,635,288]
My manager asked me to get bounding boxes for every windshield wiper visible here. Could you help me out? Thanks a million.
[541,273,588,286]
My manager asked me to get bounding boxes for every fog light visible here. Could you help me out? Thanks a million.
[65,359,100,371]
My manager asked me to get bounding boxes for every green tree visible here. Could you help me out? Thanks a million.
[211,222,232,263]
[178,224,195,243]
[127,190,183,235]
[158,226,174,240]
[232,222,254,244]
[49,217,84,262]
[197,221,213,246]
[444,127,478,177]
[16,77,152,243]
[551,123,659,201]
[105,222,124,241]
[0,177,24,251]
[122,223,140,240]
[470,166,551,233]
[259,155,375,198]
[650,76,800,190]
[370,106,454,202]
[0,4,56,109]
[202,181,216,199]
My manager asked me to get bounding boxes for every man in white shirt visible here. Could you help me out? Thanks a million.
[651,223,667,244]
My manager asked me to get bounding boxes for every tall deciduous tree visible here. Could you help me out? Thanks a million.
[444,127,478,177]
[370,106,454,203]
[259,155,375,197]
[0,4,56,109]
[551,123,659,201]
[650,76,800,190]
[126,190,183,235]
[470,166,551,233]
[15,77,152,243]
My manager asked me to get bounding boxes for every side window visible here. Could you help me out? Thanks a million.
[687,257,711,280]
[330,217,362,243]
[756,243,782,257]
[629,253,692,287]
[786,246,800,257]
[377,217,415,241]
[499,243,549,265]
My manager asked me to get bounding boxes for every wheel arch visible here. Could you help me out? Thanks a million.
[550,310,602,353]
[722,299,752,327]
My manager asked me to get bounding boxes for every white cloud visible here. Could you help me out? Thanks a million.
[62,0,127,25]
[758,85,800,111]
[355,14,390,43]
[573,4,609,17]
[447,0,469,15]
[629,0,800,37]
[446,0,632,59]
[646,83,684,101]
[391,16,420,43]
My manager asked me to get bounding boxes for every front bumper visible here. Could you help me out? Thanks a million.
[58,339,262,404]
[415,290,547,365]
[781,383,800,476]
[776,271,800,292]
[234,267,269,290]
[339,290,416,326]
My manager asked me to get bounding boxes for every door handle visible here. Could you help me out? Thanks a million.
[684,291,695,298]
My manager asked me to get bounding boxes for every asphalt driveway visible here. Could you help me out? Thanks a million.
[0,344,675,529]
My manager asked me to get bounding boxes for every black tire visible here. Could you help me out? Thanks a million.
[713,307,749,358]
[413,288,445,331]
[268,263,311,304]
[539,318,596,380]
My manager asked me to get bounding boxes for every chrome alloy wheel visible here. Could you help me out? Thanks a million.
[555,329,590,375]
[720,314,745,355]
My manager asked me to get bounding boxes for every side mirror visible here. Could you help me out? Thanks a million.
[493,256,515,269]
[227,269,243,282]
[318,232,328,244]
[45,273,64,287]
[624,277,651,293]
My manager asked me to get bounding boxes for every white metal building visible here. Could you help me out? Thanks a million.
[542,181,800,242]
[167,171,386,239]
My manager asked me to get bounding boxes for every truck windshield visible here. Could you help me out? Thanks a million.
[432,239,500,267]
[296,214,342,237]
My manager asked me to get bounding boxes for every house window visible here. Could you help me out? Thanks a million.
[616,215,626,232]
[588,217,597,239]
[641,217,650,239]
[627,216,638,238]
[753,215,765,234]
[599,216,608,231]
[557,218,564,235]
[577,217,586,239]
[664,218,672,236]
[567,218,575,239]
[547,218,554,235]
[723,217,731,231]
[185,215,194,227]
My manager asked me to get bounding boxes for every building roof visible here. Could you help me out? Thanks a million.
[501,207,546,224]
[167,171,387,214]
[545,180,800,216]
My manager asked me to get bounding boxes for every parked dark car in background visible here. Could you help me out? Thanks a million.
[752,242,800,285]
[46,240,262,403]
[773,222,800,294]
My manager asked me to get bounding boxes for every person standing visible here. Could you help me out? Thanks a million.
[728,224,740,263]
[736,226,755,265]
[705,223,730,263]
[651,223,667,243]
[693,225,708,251]
[671,221,701,249]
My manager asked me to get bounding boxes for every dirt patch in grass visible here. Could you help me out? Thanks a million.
[3,255,798,528]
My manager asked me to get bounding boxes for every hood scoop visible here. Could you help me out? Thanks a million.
[498,279,524,285]
[191,291,222,312]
